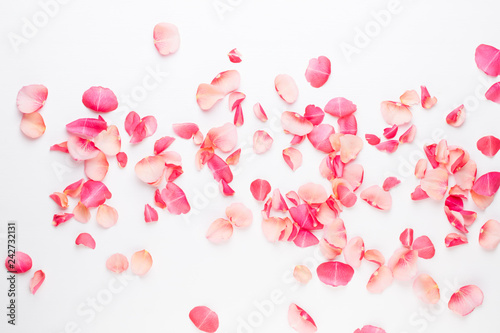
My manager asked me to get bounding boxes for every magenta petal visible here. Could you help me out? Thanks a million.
[80,180,112,208]
[305,56,331,88]
[82,86,118,112]
[316,261,354,287]
[161,182,190,215]
[475,44,500,76]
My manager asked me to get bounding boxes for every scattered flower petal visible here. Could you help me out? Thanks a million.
[275,74,299,104]
[189,306,219,333]
[29,270,45,295]
[305,56,331,88]
[16,84,48,113]
[448,285,483,316]
[131,250,153,276]
[153,22,180,56]
[75,233,96,249]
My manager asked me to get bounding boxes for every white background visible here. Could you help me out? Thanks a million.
[1,0,500,332]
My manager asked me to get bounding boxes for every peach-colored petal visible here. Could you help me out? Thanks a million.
[413,274,440,304]
[340,134,363,163]
[206,123,238,153]
[80,180,112,208]
[471,189,494,210]
[153,22,180,56]
[281,111,314,136]
[448,285,483,316]
[420,167,448,200]
[477,135,500,157]
[366,265,393,294]
[305,56,331,88]
[472,171,500,196]
[319,238,343,260]
[413,236,435,259]
[189,306,219,333]
[161,182,190,215]
[400,89,419,106]
[298,183,328,205]
[275,74,298,104]
[228,48,242,63]
[399,228,414,248]
[289,204,320,230]
[272,189,289,212]
[304,104,324,125]
[253,103,268,122]
[399,124,417,144]
[82,86,118,112]
[262,217,287,242]
[228,91,245,112]
[144,204,159,223]
[382,176,400,191]
[486,82,500,103]
[415,159,427,179]
[253,130,273,154]
[380,101,412,125]
[211,70,241,95]
[84,152,109,181]
[65,179,85,199]
[283,147,303,171]
[421,86,437,109]
[445,233,468,247]
[195,85,225,111]
[20,112,46,139]
[75,233,96,249]
[325,97,357,118]
[131,250,153,276]
[5,251,32,274]
[73,202,91,223]
[225,148,241,166]
[226,203,252,228]
[344,236,365,268]
[388,248,418,281]
[49,192,69,209]
[342,163,364,191]
[288,303,317,333]
[446,105,466,127]
[307,124,335,153]
[116,152,128,168]
[375,140,399,153]
[360,185,392,210]
[479,219,500,250]
[475,44,500,76]
[250,179,271,201]
[435,139,449,164]
[206,218,233,243]
[16,84,48,113]
[96,204,118,228]
[29,270,45,295]
[454,159,477,191]
[106,253,129,273]
[130,115,157,144]
[94,125,121,156]
[135,155,165,186]
[364,249,385,266]
[293,265,312,284]
[317,261,354,287]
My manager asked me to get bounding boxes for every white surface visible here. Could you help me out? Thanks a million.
[1,0,500,332]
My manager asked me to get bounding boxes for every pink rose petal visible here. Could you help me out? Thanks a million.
[305,56,331,88]
[206,218,233,243]
[16,84,48,113]
[106,253,129,273]
[445,233,468,247]
[360,185,392,210]
[153,22,180,56]
[413,274,440,304]
[75,233,96,249]
[80,180,112,208]
[253,103,268,122]
[355,326,386,333]
[144,204,159,223]
[82,86,118,112]
[225,148,241,166]
[73,202,90,223]
[253,130,273,154]
[94,125,121,156]
[131,250,153,276]
[304,104,324,125]
[382,176,400,191]
[228,48,242,63]
[475,44,500,76]
[281,111,314,136]
[226,203,253,227]
[325,97,356,118]
[96,204,118,228]
[250,179,271,201]
[479,219,500,250]
[380,101,412,125]
[125,111,140,136]
[344,236,365,268]
[383,125,398,139]
[135,155,165,186]
[477,135,500,157]
[52,213,74,226]
[116,152,128,168]
[207,154,233,183]
[317,261,354,287]
[364,249,385,266]
[67,136,100,161]
[471,171,500,196]
[130,116,157,144]
[366,265,393,294]
[446,105,466,127]
[307,124,335,153]
[448,285,483,316]
[375,140,399,153]
[288,303,317,333]
[413,236,435,259]
[5,251,32,274]
[421,86,437,109]
[189,306,219,333]
[20,112,46,139]
[388,248,418,281]
[205,123,238,153]
[400,89,419,106]
[161,182,190,215]
[399,124,417,144]
[399,228,414,248]
[293,265,312,284]
[275,74,299,104]
[66,117,107,139]
[29,270,45,295]
[420,167,448,200]
[485,82,500,103]
[84,152,109,181]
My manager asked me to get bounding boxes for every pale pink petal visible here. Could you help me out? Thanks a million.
[125,111,140,136]
[282,147,303,171]
[420,167,448,200]
[144,204,159,223]
[319,239,343,260]
[461,210,477,227]
[355,325,387,333]
[304,104,324,125]
[298,183,328,205]
[262,217,287,242]
[75,233,96,249]
[286,191,301,206]
[382,177,400,191]
[106,254,129,273]
[412,236,435,259]
[415,159,427,179]
[94,125,121,155]
[67,136,100,161]
[116,152,128,168]
[365,134,381,146]
[293,265,312,284]
[471,171,500,196]
[84,152,109,181]
[317,261,354,287]
[80,180,112,208]
[206,218,233,243]
[399,228,414,248]
[131,250,153,276]
[413,274,440,304]
[342,163,364,191]
[29,270,45,295]
[400,89,419,106]
[364,249,385,266]
[477,135,500,157]
[130,116,157,144]
[454,160,477,191]
[153,22,180,56]
[421,86,437,109]
[82,86,118,112]
[193,131,204,145]
[211,70,240,95]
[5,251,32,273]
[50,141,69,153]
[226,203,253,227]
[340,134,363,163]
[253,103,268,122]
[173,123,199,139]
[344,236,365,268]
[307,124,335,153]
[96,204,118,228]
[161,182,190,215]
[475,44,500,76]
[288,303,317,333]
[435,139,449,164]
[195,84,225,111]
[207,154,233,183]
[189,306,219,333]
[20,112,46,139]
[383,125,398,139]
[206,123,238,153]
[338,114,358,135]
[293,229,319,248]
[272,189,289,212]
[479,219,500,250]
[366,265,393,294]
[250,179,271,201]
[380,101,412,125]
[225,148,241,165]
[305,56,331,88]
[64,179,84,198]
[275,74,299,104]
[399,124,417,144]
[360,185,392,210]
[228,48,242,63]
[446,105,466,127]
[49,192,69,209]
[325,97,356,118]
[281,111,314,136]
[228,91,246,111]
[253,130,273,154]
[445,233,468,247]
[16,84,48,113]
[485,82,500,103]
[448,285,483,316]
[135,155,165,186]
[375,140,399,153]
[73,202,90,223]
[471,189,495,210]
[388,248,418,281]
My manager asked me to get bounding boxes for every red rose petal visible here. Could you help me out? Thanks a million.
[471,171,500,196]
[228,48,242,63]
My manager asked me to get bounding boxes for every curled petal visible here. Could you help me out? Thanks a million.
[421,86,437,109]
[135,155,165,186]
[16,84,48,113]
[479,219,500,250]
[283,148,303,171]
[20,112,46,138]
[153,22,180,56]
[173,123,199,139]
[189,306,219,333]
[96,204,118,228]
[228,48,242,63]
[366,265,393,294]
[253,130,273,154]
[66,117,107,140]
[52,213,74,226]
[250,179,271,201]
[486,82,500,103]
[131,250,153,276]
[413,236,435,259]
[161,182,190,215]
[471,189,495,210]
[317,261,354,287]
[206,218,233,243]
[360,185,392,210]
[125,111,140,136]
[383,125,398,139]
[446,105,466,127]
[471,171,500,196]
[211,70,240,95]
[130,116,157,144]
[342,163,364,190]
[116,152,128,168]
[304,105,324,125]
[144,204,159,223]
[293,265,312,284]
[281,111,314,136]
[375,140,399,153]
[445,233,468,247]
[253,103,268,122]
[75,233,96,249]
[94,125,121,156]
[364,249,385,266]
[388,248,418,281]
[67,136,100,161]
[448,285,483,316]
[73,202,90,223]
[325,97,356,118]
[413,274,440,304]
[82,86,118,112]
[154,136,175,155]
[340,134,363,163]
[226,203,253,227]
[5,251,32,274]
[380,101,412,125]
[262,217,287,242]
[477,135,500,157]
[420,167,448,200]
[207,154,233,183]
[475,44,500,76]
[275,74,298,104]
[454,160,477,191]
[49,192,69,209]
[64,179,84,198]
[50,142,68,153]
[30,270,45,295]
[399,124,417,144]
[365,134,381,146]
[106,253,129,273]
[400,89,419,106]
[415,159,427,179]
[288,303,317,333]
[399,228,414,248]
[382,177,400,191]
[344,236,365,268]
[154,189,167,209]
[307,124,335,153]
[84,152,109,181]
[206,123,238,153]
[225,148,241,166]
[445,206,468,234]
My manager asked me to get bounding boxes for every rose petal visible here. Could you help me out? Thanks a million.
[293,229,319,248]
[64,179,84,198]
[420,167,448,200]
[82,86,118,112]
[189,306,219,333]
[106,253,129,273]
[5,251,32,274]
[50,142,69,153]
[130,116,157,144]
[207,154,233,183]
[298,183,328,206]
[307,124,335,153]
[153,22,180,55]
[16,84,48,113]
[365,134,381,146]
[360,185,392,210]
[131,250,153,276]
[454,160,477,191]
[125,111,140,136]
[382,177,401,191]
[479,219,500,250]
[144,204,159,223]
[375,140,399,153]
[94,125,121,155]
[477,135,500,157]
[52,213,74,226]
[325,97,356,118]
[413,274,440,304]
[364,249,385,266]
[293,265,312,284]
[73,202,90,223]
[383,125,398,139]
[445,233,468,247]
[317,261,354,287]
[253,103,268,122]
[400,89,419,106]
[305,56,331,88]
[399,228,414,248]
[475,44,500,76]
[173,123,199,140]
[304,104,324,125]
[96,204,118,228]
[281,111,314,136]
[206,218,233,243]
[355,326,386,333]
[340,134,363,163]
[80,180,112,208]
[116,152,128,168]
[344,236,365,268]
[399,124,417,144]
[288,303,317,333]
[161,182,190,215]
[253,130,273,154]
[366,265,393,294]
[75,233,96,249]
[228,48,242,63]
[225,148,241,166]
[250,179,271,201]
[445,206,468,234]
[50,192,69,209]
[413,236,435,259]
[67,136,100,161]
[262,217,287,242]
[20,112,46,139]
[275,74,298,104]
[29,270,45,295]
[211,70,240,95]
[205,123,238,153]
[446,105,466,127]
[225,203,252,228]
[135,155,165,186]
[415,159,427,179]
[471,171,500,196]
[380,101,412,125]
[84,152,109,181]
[485,82,500,103]
[388,248,418,281]
[421,86,437,109]
[448,285,483,316]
